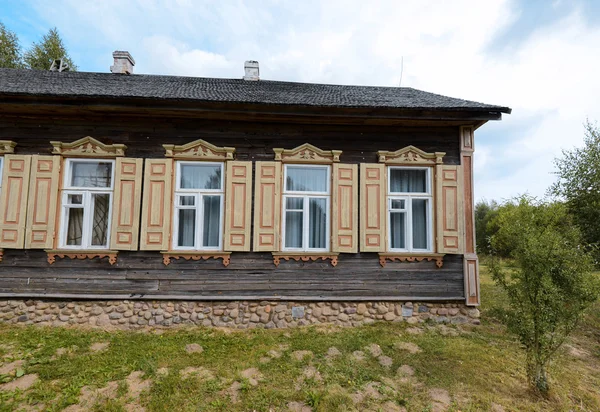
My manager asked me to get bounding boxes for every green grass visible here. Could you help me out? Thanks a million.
[0,267,599,411]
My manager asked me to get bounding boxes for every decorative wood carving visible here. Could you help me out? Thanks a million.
[46,250,118,265]
[377,145,444,165]
[272,253,339,267]
[378,253,444,268]
[0,141,16,154]
[163,139,235,160]
[161,252,231,267]
[273,143,341,164]
[0,250,3,263]
[51,137,126,157]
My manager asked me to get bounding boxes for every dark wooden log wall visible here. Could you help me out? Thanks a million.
[0,114,464,301]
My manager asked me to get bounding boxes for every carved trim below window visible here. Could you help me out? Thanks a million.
[46,250,118,265]
[161,251,231,267]
[378,253,444,268]
[0,249,3,263]
[273,143,341,164]
[51,137,126,157]
[163,139,235,161]
[272,252,339,267]
[377,146,444,165]
[0,141,16,154]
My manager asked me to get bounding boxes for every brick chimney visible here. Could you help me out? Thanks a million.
[243,60,259,81]
[110,51,135,75]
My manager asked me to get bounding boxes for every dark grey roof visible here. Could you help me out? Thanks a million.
[0,68,511,113]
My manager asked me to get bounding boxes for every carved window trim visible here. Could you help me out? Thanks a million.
[272,252,339,267]
[51,137,126,158]
[45,249,118,265]
[161,251,231,267]
[378,253,444,268]
[378,145,445,165]
[163,139,235,161]
[273,143,342,164]
[0,141,17,155]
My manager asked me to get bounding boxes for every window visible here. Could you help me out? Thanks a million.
[282,165,330,251]
[173,161,224,250]
[388,167,432,252]
[60,159,115,249]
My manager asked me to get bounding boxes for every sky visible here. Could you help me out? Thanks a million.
[2,0,600,203]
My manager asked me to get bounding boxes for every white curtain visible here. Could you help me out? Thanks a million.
[202,196,221,247]
[412,199,428,249]
[390,212,406,249]
[390,169,426,193]
[180,165,221,189]
[285,197,303,248]
[286,167,327,192]
[67,208,83,246]
[309,198,327,248]
[71,162,112,188]
[91,193,110,246]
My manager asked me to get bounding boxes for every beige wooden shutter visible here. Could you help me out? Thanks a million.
[332,163,358,253]
[359,163,386,252]
[436,164,464,254]
[224,161,252,251]
[253,161,281,252]
[110,158,143,250]
[25,156,60,249]
[140,158,173,250]
[0,155,32,249]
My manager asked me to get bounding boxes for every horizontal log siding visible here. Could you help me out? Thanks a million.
[0,114,463,300]
[0,250,464,300]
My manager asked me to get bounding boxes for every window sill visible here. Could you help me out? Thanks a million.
[272,252,339,267]
[378,253,444,268]
[45,249,119,265]
[161,251,231,267]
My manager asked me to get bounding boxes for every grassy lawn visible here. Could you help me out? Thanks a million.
[1,267,599,411]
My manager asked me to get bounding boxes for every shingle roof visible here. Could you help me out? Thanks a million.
[0,68,511,113]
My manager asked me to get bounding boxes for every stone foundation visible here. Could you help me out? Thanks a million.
[0,300,480,329]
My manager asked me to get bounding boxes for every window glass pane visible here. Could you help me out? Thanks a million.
[390,199,405,209]
[390,212,406,249]
[91,194,110,246]
[286,166,328,192]
[389,169,427,193]
[70,162,112,188]
[66,208,84,246]
[308,198,327,249]
[285,197,304,210]
[179,196,195,206]
[202,195,221,247]
[285,211,303,248]
[178,209,196,247]
[412,199,428,249]
[180,164,222,190]
[67,194,83,205]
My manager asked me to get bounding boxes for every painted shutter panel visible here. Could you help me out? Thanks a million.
[140,159,173,250]
[436,164,464,254]
[25,156,60,249]
[359,163,386,252]
[332,163,358,253]
[0,155,32,249]
[253,161,281,252]
[224,161,252,251]
[110,158,143,250]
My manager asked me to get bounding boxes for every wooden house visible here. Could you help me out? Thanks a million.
[0,55,510,327]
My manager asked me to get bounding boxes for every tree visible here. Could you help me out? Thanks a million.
[23,27,77,71]
[0,21,23,68]
[489,196,599,394]
[474,199,499,254]
[550,121,600,263]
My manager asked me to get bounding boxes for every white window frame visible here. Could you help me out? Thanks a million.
[387,166,433,253]
[0,157,3,195]
[282,164,331,252]
[172,161,224,251]
[59,158,115,250]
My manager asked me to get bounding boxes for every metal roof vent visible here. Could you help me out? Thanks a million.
[49,59,70,72]
[110,51,135,75]
[243,60,259,81]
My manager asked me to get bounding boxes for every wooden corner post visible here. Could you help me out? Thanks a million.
[460,126,479,306]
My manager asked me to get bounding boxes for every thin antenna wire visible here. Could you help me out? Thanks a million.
[399,56,404,87]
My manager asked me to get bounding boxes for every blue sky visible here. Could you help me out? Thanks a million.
[2,0,600,202]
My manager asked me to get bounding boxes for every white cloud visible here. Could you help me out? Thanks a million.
[30,0,600,201]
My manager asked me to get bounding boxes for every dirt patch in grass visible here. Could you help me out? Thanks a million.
[0,373,38,391]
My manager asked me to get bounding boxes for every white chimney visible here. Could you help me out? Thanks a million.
[110,51,135,75]
[243,60,259,81]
